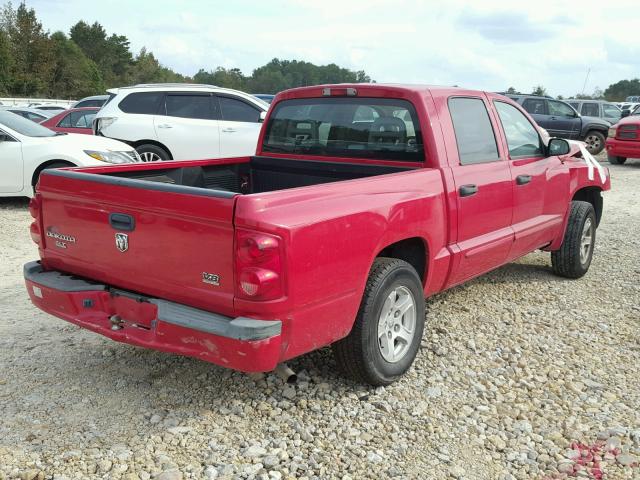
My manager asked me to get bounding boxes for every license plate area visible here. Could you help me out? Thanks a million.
[109,289,157,329]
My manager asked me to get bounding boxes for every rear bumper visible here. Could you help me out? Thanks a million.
[24,261,282,372]
[605,138,640,158]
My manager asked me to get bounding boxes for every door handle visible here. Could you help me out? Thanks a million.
[157,124,172,129]
[459,184,478,197]
[221,128,237,133]
[549,116,557,120]
[516,174,532,185]
[109,213,135,231]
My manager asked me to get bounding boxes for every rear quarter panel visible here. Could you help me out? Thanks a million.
[234,168,450,360]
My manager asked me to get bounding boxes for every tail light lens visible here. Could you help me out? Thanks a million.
[235,230,284,301]
[29,195,42,245]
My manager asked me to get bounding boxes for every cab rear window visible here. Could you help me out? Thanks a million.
[263,97,424,162]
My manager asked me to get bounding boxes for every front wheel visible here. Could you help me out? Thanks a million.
[135,144,170,162]
[583,131,605,155]
[551,201,596,279]
[607,154,626,165]
[332,258,425,386]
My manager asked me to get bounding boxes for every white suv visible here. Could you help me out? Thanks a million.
[94,84,269,161]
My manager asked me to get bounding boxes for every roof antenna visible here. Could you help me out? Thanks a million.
[581,68,591,96]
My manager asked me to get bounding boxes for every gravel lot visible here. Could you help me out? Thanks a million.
[1,156,639,480]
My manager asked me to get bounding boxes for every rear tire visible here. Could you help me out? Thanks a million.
[551,201,596,279]
[607,154,626,165]
[332,258,425,386]
[136,144,170,162]
[583,131,605,155]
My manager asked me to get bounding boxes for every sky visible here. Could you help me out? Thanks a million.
[27,0,640,97]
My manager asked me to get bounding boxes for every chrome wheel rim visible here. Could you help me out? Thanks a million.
[580,217,594,264]
[139,151,162,162]
[585,135,601,152]
[377,286,416,363]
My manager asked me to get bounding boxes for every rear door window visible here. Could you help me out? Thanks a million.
[522,98,547,115]
[581,103,599,117]
[263,97,424,162]
[164,94,214,119]
[448,97,500,165]
[218,96,261,123]
[548,100,575,117]
[119,92,164,114]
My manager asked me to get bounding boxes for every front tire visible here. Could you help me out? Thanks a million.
[583,131,605,155]
[136,144,170,162]
[551,201,596,279]
[607,154,626,165]
[332,258,425,386]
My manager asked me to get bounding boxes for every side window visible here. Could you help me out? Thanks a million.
[581,103,599,117]
[602,104,621,120]
[57,113,73,128]
[218,96,260,123]
[119,92,163,114]
[568,102,580,110]
[164,94,213,120]
[448,97,500,165]
[522,98,546,115]
[26,112,45,122]
[548,100,576,117]
[70,111,95,128]
[494,102,544,158]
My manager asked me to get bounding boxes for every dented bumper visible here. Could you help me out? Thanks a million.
[24,261,282,372]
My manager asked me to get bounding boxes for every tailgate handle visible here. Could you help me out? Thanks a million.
[109,213,135,231]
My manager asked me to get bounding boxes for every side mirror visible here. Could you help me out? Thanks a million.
[621,110,630,118]
[548,138,570,156]
[259,111,267,123]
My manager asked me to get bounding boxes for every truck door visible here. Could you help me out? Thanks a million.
[547,99,582,139]
[491,99,570,260]
[443,96,514,286]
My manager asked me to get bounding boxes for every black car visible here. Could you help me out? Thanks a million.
[506,95,610,154]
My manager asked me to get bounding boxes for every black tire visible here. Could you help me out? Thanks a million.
[332,258,425,386]
[583,131,605,155]
[135,144,170,162]
[551,201,596,279]
[607,154,626,165]
[32,161,73,188]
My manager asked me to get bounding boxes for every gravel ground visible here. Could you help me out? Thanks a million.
[1,155,639,480]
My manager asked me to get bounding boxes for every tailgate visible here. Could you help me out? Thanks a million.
[38,170,238,317]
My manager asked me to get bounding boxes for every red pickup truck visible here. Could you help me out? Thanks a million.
[24,84,610,386]
[606,113,640,164]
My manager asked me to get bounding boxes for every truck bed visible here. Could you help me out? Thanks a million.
[98,156,414,195]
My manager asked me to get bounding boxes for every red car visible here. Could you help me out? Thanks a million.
[606,113,640,164]
[40,107,99,135]
[25,84,610,385]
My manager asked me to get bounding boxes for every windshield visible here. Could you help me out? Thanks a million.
[0,110,56,137]
[263,97,424,162]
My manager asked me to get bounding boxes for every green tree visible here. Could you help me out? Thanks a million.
[0,29,11,94]
[506,86,517,94]
[48,31,103,98]
[128,47,185,85]
[194,67,246,90]
[531,85,548,96]
[2,2,55,96]
[603,79,640,101]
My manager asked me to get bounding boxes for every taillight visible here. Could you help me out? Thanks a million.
[29,195,41,245]
[235,230,284,301]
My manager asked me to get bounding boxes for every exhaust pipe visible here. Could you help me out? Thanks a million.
[274,363,297,384]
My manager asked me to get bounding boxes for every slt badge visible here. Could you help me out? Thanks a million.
[115,233,129,252]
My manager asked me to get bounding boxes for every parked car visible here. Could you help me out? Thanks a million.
[566,99,622,124]
[41,107,99,135]
[24,84,609,385]
[624,95,640,103]
[73,94,110,109]
[0,106,54,123]
[621,103,640,117]
[0,110,139,197]
[606,112,640,165]
[506,94,610,154]
[94,84,269,161]
[254,94,275,104]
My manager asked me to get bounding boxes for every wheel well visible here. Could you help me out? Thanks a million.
[376,237,428,284]
[32,160,75,187]
[573,186,603,226]
[132,140,173,159]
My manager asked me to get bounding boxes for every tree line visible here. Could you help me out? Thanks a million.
[0,2,372,99]
[506,80,640,102]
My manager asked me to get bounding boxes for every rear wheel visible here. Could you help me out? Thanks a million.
[607,154,626,165]
[135,144,170,162]
[583,131,605,155]
[551,201,596,279]
[332,258,425,386]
